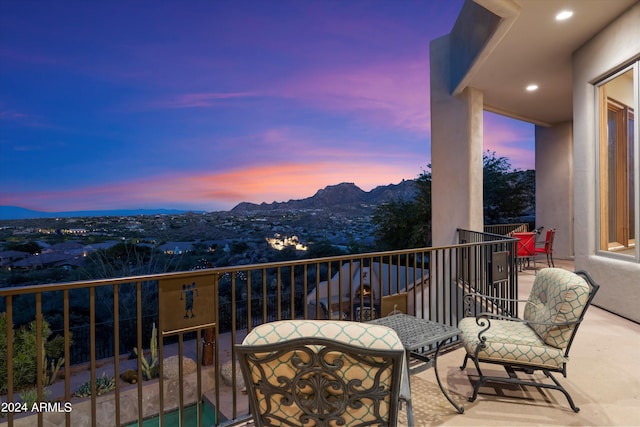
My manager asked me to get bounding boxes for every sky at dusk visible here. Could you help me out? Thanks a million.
[0,0,535,214]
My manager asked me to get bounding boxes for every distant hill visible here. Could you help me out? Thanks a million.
[0,181,417,220]
[0,206,200,220]
[231,181,417,213]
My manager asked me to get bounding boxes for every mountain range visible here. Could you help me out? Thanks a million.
[0,181,417,220]
[231,181,417,213]
[0,206,199,221]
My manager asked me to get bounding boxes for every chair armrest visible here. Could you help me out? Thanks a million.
[463,292,529,318]
[475,311,581,326]
[471,312,582,348]
[464,292,530,304]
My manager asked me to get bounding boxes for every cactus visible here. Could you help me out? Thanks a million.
[132,322,158,380]
[42,350,64,387]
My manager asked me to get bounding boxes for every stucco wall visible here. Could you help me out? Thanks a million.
[572,2,640,322]
[535,122,573,260]
[431,35,485,246]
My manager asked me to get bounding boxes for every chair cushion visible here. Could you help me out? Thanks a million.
[242,319,404,350]
[459,317,567,370]
[523,268,590,349]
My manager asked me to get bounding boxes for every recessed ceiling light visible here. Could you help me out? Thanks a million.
[556,10,573,21]
[526,84,539,92]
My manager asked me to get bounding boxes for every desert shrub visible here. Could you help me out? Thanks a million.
[0,313,69,394]
[73,374,115,397]
[20,387,51,407]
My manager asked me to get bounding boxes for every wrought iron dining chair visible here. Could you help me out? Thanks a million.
[458,268,599,412]
[236,319,410,426]
[535,227,556,267]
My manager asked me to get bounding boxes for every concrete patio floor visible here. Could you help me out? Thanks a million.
[401,259,640,427]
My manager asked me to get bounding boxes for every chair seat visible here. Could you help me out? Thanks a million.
[458,317,567,370]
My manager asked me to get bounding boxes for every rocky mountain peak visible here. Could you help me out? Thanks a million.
[231,180,417,214]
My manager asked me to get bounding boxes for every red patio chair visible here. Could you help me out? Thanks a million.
[513,232,536,271]
[536,227,556,267]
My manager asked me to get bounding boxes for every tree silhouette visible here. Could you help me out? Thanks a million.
[373,155,534,249]
[483,151,534,223]
[373,168,431,250]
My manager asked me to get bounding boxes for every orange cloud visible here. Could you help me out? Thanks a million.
[4,160,421,212]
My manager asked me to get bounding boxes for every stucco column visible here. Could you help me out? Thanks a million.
[535,122,573,259]
[430,36,485,246]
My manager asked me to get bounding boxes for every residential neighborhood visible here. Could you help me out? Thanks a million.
[0,207,377,281]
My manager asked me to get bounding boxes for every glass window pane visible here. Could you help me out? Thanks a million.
[598,69,636,256]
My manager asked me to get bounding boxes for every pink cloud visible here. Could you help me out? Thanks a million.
[148,91,261,109]
[0,110,28,120]
[137,57,431,134]
[0,107,48,128]
[483,113,535,170]
[275,59,431,133]
[117,38,433,132]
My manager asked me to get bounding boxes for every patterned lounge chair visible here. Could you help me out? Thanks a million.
[458,268,599,412]
[236,319,411,426]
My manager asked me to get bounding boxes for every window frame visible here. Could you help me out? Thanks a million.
[595,62,640,262]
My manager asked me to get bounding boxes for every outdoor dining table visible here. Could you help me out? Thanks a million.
[368,313,464,415]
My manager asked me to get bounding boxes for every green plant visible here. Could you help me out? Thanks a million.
[132,322,158,380]
[73,373,116,398]
[42,353,65,387]
[20,387,51,407]
[0,313,71,394]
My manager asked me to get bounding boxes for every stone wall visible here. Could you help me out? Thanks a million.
[2,364,215,427]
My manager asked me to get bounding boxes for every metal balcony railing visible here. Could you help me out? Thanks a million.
[484,223,529,235]
[0,229,517,427]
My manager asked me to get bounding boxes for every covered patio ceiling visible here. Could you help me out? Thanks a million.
[453,0,637,126]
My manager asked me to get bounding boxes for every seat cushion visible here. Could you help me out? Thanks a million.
[242,319,404,350]
[523,268,590,349]
[459,317,567,370]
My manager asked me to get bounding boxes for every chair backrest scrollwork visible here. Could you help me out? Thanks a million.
[236,320,405,427]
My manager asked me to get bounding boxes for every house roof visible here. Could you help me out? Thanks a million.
[12,253,76,269]
[158,242,194,252]
[450,0,637,126]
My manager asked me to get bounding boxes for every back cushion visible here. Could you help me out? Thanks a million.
[523,268,590,349]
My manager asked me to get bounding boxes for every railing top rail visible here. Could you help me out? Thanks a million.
[458,228,518,242]
[484,223,529,235]
[0,268,219,296]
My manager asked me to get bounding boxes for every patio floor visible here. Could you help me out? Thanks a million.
[401,259,640,426]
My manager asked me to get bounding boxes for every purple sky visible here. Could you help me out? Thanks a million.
[0,0,534,213]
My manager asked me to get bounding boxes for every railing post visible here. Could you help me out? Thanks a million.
[202,327,215,366]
